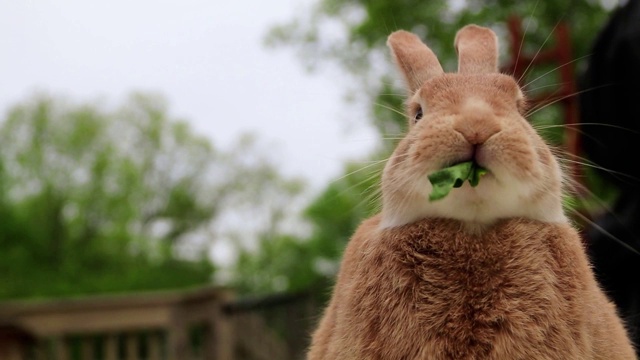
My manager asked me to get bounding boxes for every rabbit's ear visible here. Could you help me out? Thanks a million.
[454,25,498,74]
[387,30,444,93]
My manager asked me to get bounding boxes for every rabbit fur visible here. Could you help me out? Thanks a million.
[306,25,637,360]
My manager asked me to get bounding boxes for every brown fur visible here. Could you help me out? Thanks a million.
[309,217,635,359]
[306,25,637,359]
[387,30,444,92]
[455,25,499,73]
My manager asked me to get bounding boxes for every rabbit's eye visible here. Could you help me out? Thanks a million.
[414,106,423,122]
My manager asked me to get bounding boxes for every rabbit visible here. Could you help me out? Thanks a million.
[306,25,637,360]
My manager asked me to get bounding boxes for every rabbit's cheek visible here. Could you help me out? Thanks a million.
[484,131,532,177]
[409,130,462,172]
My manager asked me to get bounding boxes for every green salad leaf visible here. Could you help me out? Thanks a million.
[428,161,487,201]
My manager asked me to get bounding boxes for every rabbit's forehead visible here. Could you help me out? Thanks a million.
[418,73,520,101]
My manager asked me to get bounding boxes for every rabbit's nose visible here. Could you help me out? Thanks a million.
[453,97,501,144]
[453,119,500,145]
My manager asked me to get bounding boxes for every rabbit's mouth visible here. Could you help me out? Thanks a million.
[450,141,492,172]
[426,161,488,202]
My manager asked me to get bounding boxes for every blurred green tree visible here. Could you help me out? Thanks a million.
[232,0,617,295]
[0,92,304,299]
[268,0,610,137]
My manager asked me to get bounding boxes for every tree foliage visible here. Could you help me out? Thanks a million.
[268,0,611,136]
[0,93,303,299]
[232,159,383,295]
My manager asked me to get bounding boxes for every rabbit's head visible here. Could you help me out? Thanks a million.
[380,25,566,229]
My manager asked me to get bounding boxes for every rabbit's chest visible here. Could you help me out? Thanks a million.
[346,232,568,359]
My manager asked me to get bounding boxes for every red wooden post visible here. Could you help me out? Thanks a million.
[504,16,586,193]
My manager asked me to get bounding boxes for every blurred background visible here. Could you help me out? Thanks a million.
[0,0,635,359]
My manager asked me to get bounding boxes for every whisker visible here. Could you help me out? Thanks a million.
[523,54,591,89]
[525,81,572,94]
[525,88,591,117]
[373,102,407,118]
[561,157,640,184]
[518,19,562,85]
[378,93,410,97]
[325,168,384,213]
[537,123,640,135]
[534,124,604,149]
[512,0,540,78]
[572,210,640,256]
[329,159,387,184]
[535,123,632,151]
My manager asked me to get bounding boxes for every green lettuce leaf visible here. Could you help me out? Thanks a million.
[428,161,487,201]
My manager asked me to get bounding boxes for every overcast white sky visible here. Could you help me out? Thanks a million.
[0,0,378,192]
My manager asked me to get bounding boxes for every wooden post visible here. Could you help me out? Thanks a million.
[504,17,583,181]
[104,334,119,360]
[32,340,46,360]
[0,326,35,360]
[0,340,23,360]
[52,337,69,360]
[555,22,584,185]
[147,331,163,360]
[80,338,93,360]
[204,290,234,360]
[167,306,189,360]
[125,333,139,360]
[506,15,525,80]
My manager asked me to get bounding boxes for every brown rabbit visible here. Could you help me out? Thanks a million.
[306,25,637,359]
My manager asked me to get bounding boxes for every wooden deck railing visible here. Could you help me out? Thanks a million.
[0,286,311,360]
